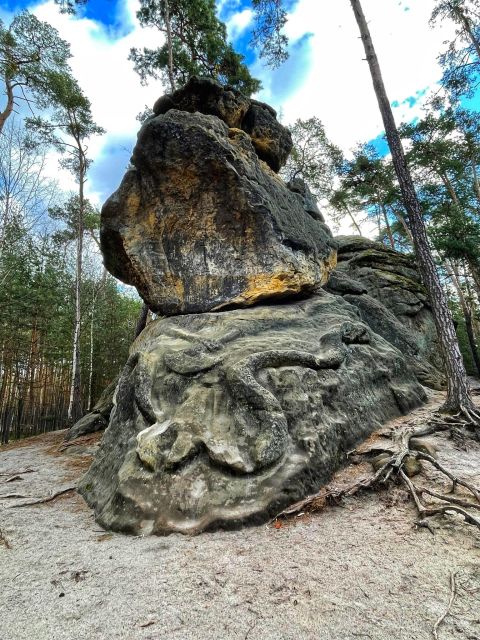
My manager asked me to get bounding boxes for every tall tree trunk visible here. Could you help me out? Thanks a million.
[466,257,480,303]
[87,306,94,411]
[163,0,176,92]
[439,170,462,207]
[464,264,480,350]
[68,158,84,424]
[470,158,480,204]
[343,204,363,235]
[455,6,480,60]
[0,79,14,137]
[447,260,480,376]
[391,205,414,243]
[380,202,395,249]
[350,0,479,421]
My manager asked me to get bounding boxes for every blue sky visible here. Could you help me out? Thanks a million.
[0,0,471,215]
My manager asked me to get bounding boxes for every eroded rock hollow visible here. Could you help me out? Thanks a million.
[80,78,443,534]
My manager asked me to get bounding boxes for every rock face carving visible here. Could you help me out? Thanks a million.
[78,293,426,535]
[325,236,444,389]
[81,80,442,535]
[101,110,336,315]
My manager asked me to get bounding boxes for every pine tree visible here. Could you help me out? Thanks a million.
[0,12,72,135]
[250,0,480,422]
[129,0,261,95]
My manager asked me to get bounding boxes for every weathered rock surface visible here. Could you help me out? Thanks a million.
[325,236,444,389]
[153,76,292,172]
[101,110,336,315]
[87,85,442,537]
[79,293,426,535]
[65,377,118,441]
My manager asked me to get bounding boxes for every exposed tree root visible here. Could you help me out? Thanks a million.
[7,486,77,508]
[439,402,480,431]
[420,487,480,512]
[0,468,35,480]
[400,471,480,530]
[272,411,480,534]
[432,571,457,640]
[460,402,480,425]
[58,434,100,452]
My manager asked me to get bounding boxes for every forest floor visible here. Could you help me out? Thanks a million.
[0,387,479,640]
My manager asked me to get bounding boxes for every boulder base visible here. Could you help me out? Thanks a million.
[79,293,426,535]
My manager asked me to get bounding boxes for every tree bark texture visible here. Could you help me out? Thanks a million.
[350,0,478,419]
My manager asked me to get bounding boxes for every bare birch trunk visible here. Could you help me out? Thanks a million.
[67,154,85,424]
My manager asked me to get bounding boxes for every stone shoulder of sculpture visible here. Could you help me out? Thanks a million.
[80,78,440,535]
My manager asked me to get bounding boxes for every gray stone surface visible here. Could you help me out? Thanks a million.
[79,293,426,535]
[100,110,336,315]
[89,91,444,537]
[326,236,444,389]
[65,377,118,441]
[152,76,292,172]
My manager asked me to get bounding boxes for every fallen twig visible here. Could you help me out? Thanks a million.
[0,468,35,478]
[433,571,457,640]
[8,486,76,508]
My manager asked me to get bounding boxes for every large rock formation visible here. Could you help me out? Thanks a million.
[325,236,444,389]
[101,104,336,315]
[79,293,426,535]
[82,79,442,535]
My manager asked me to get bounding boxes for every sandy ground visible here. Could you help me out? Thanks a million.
[1,389,480,640]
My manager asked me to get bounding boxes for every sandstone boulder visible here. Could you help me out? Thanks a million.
[241,99,292,172]
[152,76,292,172]
[325,236,444,389]
[101,110,336,315]
[65,377,118,441]
[79,293,426,535]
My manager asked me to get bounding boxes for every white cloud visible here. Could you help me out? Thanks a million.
[2,0,457,235]
[244,0,455,235]
[254,0,454,149]
[17,0,167,202]
[226,7,253,41]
